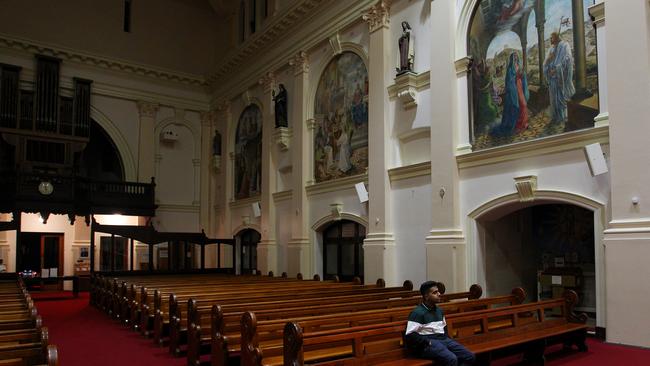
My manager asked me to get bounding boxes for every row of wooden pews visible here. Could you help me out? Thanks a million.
[92,272,588,366]
[280,290,588,366]
[0,276,58,366]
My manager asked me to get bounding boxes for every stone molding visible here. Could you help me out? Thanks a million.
[388,161,431,183]
[457,126,610,169]
[588,2,605,26]
[514,175,538,202]
[387,71,430,110]
[289,51,310,75]
[272,190,293,203]
[0,32,206,87]
[258,72,277,94]
[362,0,391,33]
[306,173,369,197]
[136,101,159,118]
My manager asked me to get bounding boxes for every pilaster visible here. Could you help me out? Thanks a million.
[136,101,159,183]
[602,0,650,348]
[199,111,214,235]
[362,0,396,286]
[425,0,467,292]
[257,72,278,274]
[287,51,313,277]
[589,2,609,127]
[216,101,232,238]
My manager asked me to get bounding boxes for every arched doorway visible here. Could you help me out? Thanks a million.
[322,220,365,282]
[237,229,260,274]
[472,197,601,332]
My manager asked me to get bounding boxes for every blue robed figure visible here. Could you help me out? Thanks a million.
[492,52,529,137]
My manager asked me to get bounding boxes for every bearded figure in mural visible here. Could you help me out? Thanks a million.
[544,32,575,124]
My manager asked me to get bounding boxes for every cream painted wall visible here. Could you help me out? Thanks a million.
[0,0,221,75]
[274,199,292,273]
[392,175,432,286]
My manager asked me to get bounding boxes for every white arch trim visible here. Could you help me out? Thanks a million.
[468,190,606,220]
[90,106,137,181]
[232,224,262,237]
[312,212,369,232]
[455,0,480,59]
[466,189,607,328]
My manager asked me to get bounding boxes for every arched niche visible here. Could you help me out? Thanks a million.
[234,105,263,200]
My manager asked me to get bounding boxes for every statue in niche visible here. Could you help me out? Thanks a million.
[212,130,222,157]
[397,21,414,75]
[272,84,288,128]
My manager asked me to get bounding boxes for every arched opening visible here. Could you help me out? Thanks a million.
[236,228,260,275]
[76,120,124,181]
[474,200,599,330]
[322,220,365,282]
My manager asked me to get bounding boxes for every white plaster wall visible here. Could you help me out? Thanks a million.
[392,175,432,286]
[460,148,611,224]
[156,123,197,205]
[154,211,200,232]
[274,199,292,273]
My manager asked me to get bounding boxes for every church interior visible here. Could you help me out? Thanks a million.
[1,0,650,364]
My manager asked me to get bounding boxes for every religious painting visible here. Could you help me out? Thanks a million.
[469,0,599,151]
[235,105,262,200]
[314,52,369,183]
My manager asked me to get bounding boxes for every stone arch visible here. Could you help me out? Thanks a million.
[467,190,607,328]
[232,223,262,237]
[312,212,368,233]
[90,106,136,181]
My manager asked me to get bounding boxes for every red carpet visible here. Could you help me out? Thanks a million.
[33,292,650,366]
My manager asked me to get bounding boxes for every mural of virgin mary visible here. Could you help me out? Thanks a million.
[491,51,529,136]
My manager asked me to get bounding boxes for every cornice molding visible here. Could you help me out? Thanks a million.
[157,204,200,213]
[306,173,369,197]
[14,61,211,112]
[457,126,610,169]
[273,190,293,203]
[0,32,207,87]
[388,161,431,183]
[230,195,262,209]
[588,2,605,26]
[209,0,378,103]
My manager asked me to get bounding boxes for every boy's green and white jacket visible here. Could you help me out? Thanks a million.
[404,303,448,350]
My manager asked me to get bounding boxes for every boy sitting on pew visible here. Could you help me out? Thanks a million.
[405,281,475,366]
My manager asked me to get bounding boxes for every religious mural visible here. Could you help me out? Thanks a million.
[469,0,599,150]
[235,105,262,200]
[314,52,369,183]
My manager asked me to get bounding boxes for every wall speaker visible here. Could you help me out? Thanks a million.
[252,202,261,217]
[355,182,369,203]
[584,143,608,176]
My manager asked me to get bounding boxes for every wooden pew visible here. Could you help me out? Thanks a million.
[280,290,586,366]
[236,287,522,366]
[199,285,484,366]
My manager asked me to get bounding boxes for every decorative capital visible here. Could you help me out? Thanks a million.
[454,56,473,76]
[306,118,317,131]
[514,175,538,202]
[289,51,309,75]
[258,72,276,94]
[136,101,159,118]
[200,111,214,127]
[362,0,391,33]
[588,2,605,26]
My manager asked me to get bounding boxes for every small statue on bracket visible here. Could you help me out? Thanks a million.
[272,84,288,128]
[396,21,414,75]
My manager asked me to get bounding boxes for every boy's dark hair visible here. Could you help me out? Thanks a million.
[419,280,439,296]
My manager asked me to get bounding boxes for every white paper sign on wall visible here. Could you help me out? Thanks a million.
[355,182,369,203]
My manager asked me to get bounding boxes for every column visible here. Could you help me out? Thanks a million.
[425,0,467,292]
[199,111,214,234]
[571,0,589,98]
[588,2,608,127]
[136,101,159,183]
[602,0,650,348]
[215,101,233,267]
[535,1,547,88]
[257,72,278,274]
[287,51,312,277]
[362,0,396,286]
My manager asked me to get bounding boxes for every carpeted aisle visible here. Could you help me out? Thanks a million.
[32,292,650,366]
[33,292,185,366]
